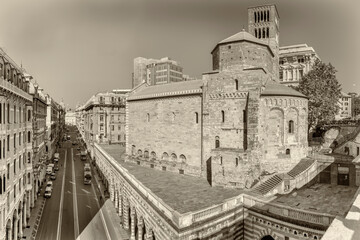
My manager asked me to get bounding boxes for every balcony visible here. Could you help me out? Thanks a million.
[0,77,32,102]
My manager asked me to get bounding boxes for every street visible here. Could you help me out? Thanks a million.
[35,128,111,240]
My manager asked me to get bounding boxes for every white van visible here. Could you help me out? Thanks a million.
[54,153,60,163]
[44,187,52,198]
[46,181,53,190]
[46,167,53,175]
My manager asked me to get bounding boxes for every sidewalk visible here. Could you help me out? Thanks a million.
[23,187,47,240]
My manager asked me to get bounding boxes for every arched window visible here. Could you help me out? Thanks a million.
[221,111,225,123]
[195,112,199,124]
[162,152,169,161]
[255,29,257,38]
[179,154,186,163]
[220,156,223,165]
[150,151,156,160]
[146,113,150,122]
[263,28,266,38]
[267,27,269,38]
[3,176,5,192]
[267,10,270,21]
[235,158,239,166]
[27,152,31,163]
[171,153,177,161]
[289,120,294,133]
[172,112,176,122]
[254,12,257,23]
[0,140,1,160]
[137,149,142,157]
[235,79,238,91]
[215,136,220,148]
[144,150,149,159]
[261,11,263,21]
[27,131,31,143]
[0,177,2,194]
[286,149,290,155]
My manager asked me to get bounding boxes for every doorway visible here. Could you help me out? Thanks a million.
[338,166,350,186]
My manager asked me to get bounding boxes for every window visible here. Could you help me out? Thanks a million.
[27,109,31,122]
[235,158,239,166]
[288,120,294,133]
[215,136,220,148]
[7,104,10,123]
[19,133,21,146]
[111,125,114,131]
[14,159,16,174]
[147,113,150,122]
[27,131,31,143]
[0,104,2,124]
[28,152,31,163]
[100,115,104,121]
[235,79,238,90]
[286,149,290,155]
[118,135,120,141]
[357,147,359,156]
[195,112,199,124]
[14,105,16,123]
[7,135,9,151]
[221,111,225,123]
[19,156,21,170]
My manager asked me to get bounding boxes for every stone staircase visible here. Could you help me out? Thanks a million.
[333,124,360,149]
[287,158,316,178]
[253,174,284,195]
[253,158,317,196]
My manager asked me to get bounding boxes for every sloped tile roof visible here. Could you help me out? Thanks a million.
[128,80,203,101]
[261,81,307,98]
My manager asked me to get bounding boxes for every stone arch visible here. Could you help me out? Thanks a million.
[150,151,156,160]
[137,149,142,157]
[162,152,169,161]
[287,107,299,142]
[256,227,280,240]
[144,150,149,159]
[268,108,284,145]
[131,145,136,156]
[170,153,177,161]
[179,154,186,163]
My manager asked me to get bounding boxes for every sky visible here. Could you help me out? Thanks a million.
[0,0,359,109]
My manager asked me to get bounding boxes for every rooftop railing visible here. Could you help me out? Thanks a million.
[0,77,32,102]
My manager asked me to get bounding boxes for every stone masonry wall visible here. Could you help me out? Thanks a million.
[258,96,308,173]
[203,68,267,187]
[127,95,202,176]
[217,41,275,80]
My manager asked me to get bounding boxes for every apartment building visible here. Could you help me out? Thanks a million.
[0,48,33,240]
[79,90,129,149]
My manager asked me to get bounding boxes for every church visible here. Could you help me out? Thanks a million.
[126,4,309,188]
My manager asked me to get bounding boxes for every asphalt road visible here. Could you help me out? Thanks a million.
[36,127,110,240]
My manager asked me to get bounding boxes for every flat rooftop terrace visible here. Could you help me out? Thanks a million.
[274,183,358,216]
[99,144,243,213]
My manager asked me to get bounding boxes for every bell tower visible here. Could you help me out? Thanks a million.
[248,5,280,80]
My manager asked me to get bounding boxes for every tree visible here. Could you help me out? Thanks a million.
[294,59,342,132]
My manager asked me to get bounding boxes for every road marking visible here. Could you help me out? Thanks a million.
[56,149,67,240]
[72,148,80,239]
[70,181,75,184]
[91,174,111,240]
[82,188,91,194]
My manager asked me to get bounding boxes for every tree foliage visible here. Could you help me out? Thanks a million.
[294,59,341,131]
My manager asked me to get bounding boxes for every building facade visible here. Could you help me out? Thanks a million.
[0,48,34,240]
[127,5,309,188]
[335,92,352,120]
[65,111,76,126]
[80,90,129,147]
[27,79,48,205]
[278,44,319,86]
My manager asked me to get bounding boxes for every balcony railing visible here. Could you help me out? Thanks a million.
[0,77,32,102]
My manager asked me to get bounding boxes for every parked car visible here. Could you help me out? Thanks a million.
[50,173,56,180]
[46,181,53,190]
[54,166,59,171]
[44,187,52,198]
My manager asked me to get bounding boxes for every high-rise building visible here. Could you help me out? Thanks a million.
[133,57,184,88]
[336,92,352,120]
